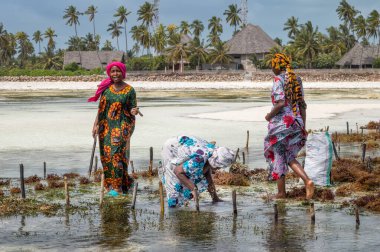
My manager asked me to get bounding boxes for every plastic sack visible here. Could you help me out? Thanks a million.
[304,132,333,186]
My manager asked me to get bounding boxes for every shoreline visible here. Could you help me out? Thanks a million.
[1,81,380,90]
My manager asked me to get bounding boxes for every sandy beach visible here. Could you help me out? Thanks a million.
[1,81,380,90]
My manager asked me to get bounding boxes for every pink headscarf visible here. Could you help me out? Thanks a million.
[87,62,127,102]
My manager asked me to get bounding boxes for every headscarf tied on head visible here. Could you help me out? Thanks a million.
[208,146,235,169]
[271,53,306,115]
[87,61,127,102]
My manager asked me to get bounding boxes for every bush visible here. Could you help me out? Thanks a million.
[313,53,340,69]
[64,62,79,71]
[373,58,380,68]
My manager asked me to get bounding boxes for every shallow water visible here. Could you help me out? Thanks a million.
[0,88,379,178]
[0,87,380,251]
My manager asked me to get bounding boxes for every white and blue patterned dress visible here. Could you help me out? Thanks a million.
[160,135,216,207]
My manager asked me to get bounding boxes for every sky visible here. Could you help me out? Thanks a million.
[0,0,379,51]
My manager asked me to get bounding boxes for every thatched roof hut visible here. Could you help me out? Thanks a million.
[225,24,278,71]
[63,51,125,70]
[337,43,380,68]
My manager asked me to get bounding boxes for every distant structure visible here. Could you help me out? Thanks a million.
[336,43,380,68]
[226,24,278,71]
[153,0,160,29]
[241,0,248,27]
[63,51,125,70]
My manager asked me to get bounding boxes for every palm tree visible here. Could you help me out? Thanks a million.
[85,5,98,46]
[190,20,204,40]
[339,24,356,50]
[336,0,359,38]
[44,27,57,53]
[223,4,242,33]
[107,21,122,50]
[180,21,191,35]
[63,5,82,64]
[114,6,131,53]
[101,40,114,51]
[15,32,34,67]
[324,26,347,56]
[293,21,320,68]
[283,16,299,40]
[208,16,223,46]
[208,41,232,66]
[152,24,167,55]
[189,38,208,70]
[40,48,62,70]
[137,1,157,55]
[0,27,16,66]
[354,15,368,68]
[367,10,380,55]
[131,25,150,55]
[166,33,190,72]
[167,24,178,39]
[263,46,284,67]
[32,30,43,54]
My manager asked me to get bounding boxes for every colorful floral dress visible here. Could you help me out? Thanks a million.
[98,84,136,192]
[160,135,216,207]
[264,74,306,180]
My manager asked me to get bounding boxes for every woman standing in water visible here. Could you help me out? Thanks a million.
[264,53,314,199]
[89,62,139,195]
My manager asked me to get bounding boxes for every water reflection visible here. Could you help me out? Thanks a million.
[98,202,132,249]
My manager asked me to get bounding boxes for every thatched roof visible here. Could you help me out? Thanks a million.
[226,24,278,55]
[63,51,125,69]
[336,43,380,66]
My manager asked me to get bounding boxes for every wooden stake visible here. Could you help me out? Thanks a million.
[159,181,164,214]
[94,156,98,173]
[355,207,360,226]
[346,122,349,135]
[131,182,138,210]
[361,143,367,163]
[242,151,246,164]
[64,176,70,207]
[233,148,240,163]
[232,190,237,216]
[43,161,46,179]
[99,173,105,207]
[274,203,278,221]
[332,141,340,161]
[194,187,199,212]
[367,157,373,172]
[245,130,249,149]
[130,160,135,173]
[356,123,359,134]
[361,128,364,136]
[326,126,329,132]
[310,202,315,224]
[149,147,153,174]
[19,164,25,199]
[89,136,97,177]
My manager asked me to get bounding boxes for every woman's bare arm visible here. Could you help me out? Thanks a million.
[265,100,286,121]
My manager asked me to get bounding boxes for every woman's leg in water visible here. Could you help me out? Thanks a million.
[288,159,314,199]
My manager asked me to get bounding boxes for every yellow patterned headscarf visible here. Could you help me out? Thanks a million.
[271,53,306,115]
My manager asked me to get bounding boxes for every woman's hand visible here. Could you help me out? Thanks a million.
[130,107,139,116]
[265,113,271,121]
[92,124,99,138]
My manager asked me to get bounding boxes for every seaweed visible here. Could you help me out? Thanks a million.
[352,193,380,212]
[286,186,335,201]
[63,172,80,179]
[34,183,46,191]
[79,176,90,185]
[24,175,41,184]
[48,181,64,189]
[213,171,250,186]
[0,179,10,186]
[10,187,21,194]
[46,174,61,181]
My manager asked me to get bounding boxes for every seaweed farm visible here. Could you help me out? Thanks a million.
[0,88,379,250]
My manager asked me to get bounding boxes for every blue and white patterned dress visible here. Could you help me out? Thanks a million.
[160,135,216,207]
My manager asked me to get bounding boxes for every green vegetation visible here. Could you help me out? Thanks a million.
[0,0,379,73]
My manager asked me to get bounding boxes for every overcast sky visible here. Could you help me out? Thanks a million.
[0,0,379,51]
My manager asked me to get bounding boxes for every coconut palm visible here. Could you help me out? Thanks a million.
[101,40,114,51]
[44,27,57,53]
[180,21,191,35]
[152,24,167,55]
[283,16,299,40]
[166,33,190,72]
[15,32,34,67]
[324,26,347,56]
[293,21,320,68]
[137,1,157,55]
[40,48,62,70]
[85,5,98,45]
[263,46,284,67]
[63,5,82,43]
[208,41,232,66]
[167,24,178,39]
[131,25,150,55]
[0,31,16,65]
[107,21,123,50]
[354,15,368,68]
[367,10,380,55]
[223,4,242,33]
[114,6,131,53]
[190,20,204,40]
[32,30,43,54]
[336,0,359,37]
[338,24,356,50]
[189,38,208,70]
[208,16,223,36]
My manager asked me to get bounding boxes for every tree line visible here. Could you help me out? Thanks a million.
[0,0,379,72]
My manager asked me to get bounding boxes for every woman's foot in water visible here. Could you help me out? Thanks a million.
[305,180,315,200]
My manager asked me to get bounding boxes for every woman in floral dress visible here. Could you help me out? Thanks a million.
[264,53,314,199]
[89,62,140,195]
[161,135,235,207]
